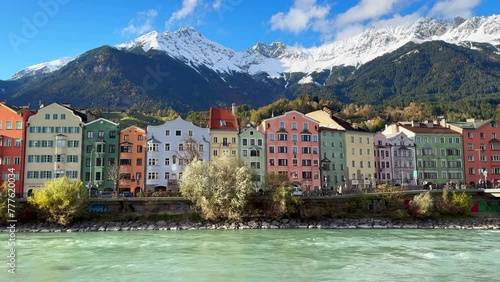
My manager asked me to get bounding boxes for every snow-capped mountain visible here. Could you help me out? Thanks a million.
[10,14,500,81]
[10,57,73,80]
[116,15,500,79]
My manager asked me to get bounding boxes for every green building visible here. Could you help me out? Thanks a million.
[319,127,347,191]
[383,120,464,186]
[239,126,266,191]
[82,118,120,196]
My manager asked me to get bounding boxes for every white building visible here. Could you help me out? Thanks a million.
[145,116,210,191]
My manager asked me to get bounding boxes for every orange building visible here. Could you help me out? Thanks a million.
[118,126,146,195]
[0,103,35,197]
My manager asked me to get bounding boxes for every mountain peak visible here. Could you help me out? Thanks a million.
[10,57,73,80]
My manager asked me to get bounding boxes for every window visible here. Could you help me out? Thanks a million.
[278,159,288,166]
[199,144,204,152]
[164,143,170,151]
[292,134,297,142]
[351,136,354,143]
[148,172,159,180]
[242,139,247,146]
[313,135,318,142]
[292,122,297,129]
[303,123,309,130]
[178,144,184,151]
[250,150,259,157]
[302,147,311,154]
[14,138,21,147]
[312,147,318,154]
[136,159,142,166]
[301,134,311,142]
[15,121,22,129]
[45,114,50,120]
[14,157,21,165]
[279,121,285,129]
[87,131,94,139]
[56,139,66,148]
[165,130,170,136]
[121,146,132,153]
[137,146,143,153]
[148,158,159,166]
[278,146,287,153]
[165,172,170,180]
[232,137,237,144]
[269,159,275,166]
[243,150,248,157]
[213,150,218,157]
[138,135,143,141]
[277,133,287,141]
[302,171,312,180]
[98,131,105,139]
[120,159,132,166]
[108,145,115,153]
[124,135,129,141]
[176,130,181,136]
[302,159,311,166]
[269,134,274,141]
[213,137,218,143]
[56,154,65,163]
[188,130,193,137]
[148,143,158,152]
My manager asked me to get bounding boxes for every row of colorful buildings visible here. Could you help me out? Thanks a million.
[1,102,499,198]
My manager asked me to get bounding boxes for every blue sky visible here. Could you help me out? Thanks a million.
[1,0,498,80]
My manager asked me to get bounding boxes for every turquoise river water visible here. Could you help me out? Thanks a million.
[1,229,499,282]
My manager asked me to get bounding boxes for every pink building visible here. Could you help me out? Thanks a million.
[258,111,321,191]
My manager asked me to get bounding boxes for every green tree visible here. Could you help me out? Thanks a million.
[28,176,87,225]
[179,156,254,220]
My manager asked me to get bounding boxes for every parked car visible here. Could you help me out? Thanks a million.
[99,191,113,198]
[119,192,134,198]
[291,186,304,196]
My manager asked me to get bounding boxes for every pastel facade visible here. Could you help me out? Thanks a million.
[383,121,464,185]
[209,105,239,159]
[447,119,500,185]
[118,126,146,195]
[0,103,35,197]
[258,110,321,191]
[146,116,210,191]
[307,108,375,190]
[24,103,86,195]
[318,127,347,190]
[239,126,266,190]
[375,131,416,186]
[82,118,120,196]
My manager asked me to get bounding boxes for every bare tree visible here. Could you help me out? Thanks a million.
[174,136,205,167]
[107,163,120,191]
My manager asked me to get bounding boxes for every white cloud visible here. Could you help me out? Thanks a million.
[120,9,158,36]
[269,0,330,33]
[335,0,406,26]
[213,0,222,10]
[429,0,481,19]
[168,0,201,24]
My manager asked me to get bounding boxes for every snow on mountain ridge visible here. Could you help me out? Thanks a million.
[10,15,500,80]
[10,57,74,80]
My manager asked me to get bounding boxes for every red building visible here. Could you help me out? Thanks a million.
[118,126,146,195]
[0,103,35,197]
[448,119,500,186]
[258,110,321,191]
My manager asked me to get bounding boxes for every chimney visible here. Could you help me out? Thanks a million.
[322,107,332,116]
[231,103,236,115]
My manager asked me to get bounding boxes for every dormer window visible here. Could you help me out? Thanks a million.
[220,120,226,127]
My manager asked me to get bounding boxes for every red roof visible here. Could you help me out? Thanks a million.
[209,107,239,130]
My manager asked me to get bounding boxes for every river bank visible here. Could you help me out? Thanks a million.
[2,216,500,233]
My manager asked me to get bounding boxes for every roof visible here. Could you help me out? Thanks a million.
[398,122,458,134]
[209,107,239,131]
[448,119,495,130]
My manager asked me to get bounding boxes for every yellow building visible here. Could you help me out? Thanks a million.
[306,108,375,190]
[208,104,239,158]
[24,103,88,195]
